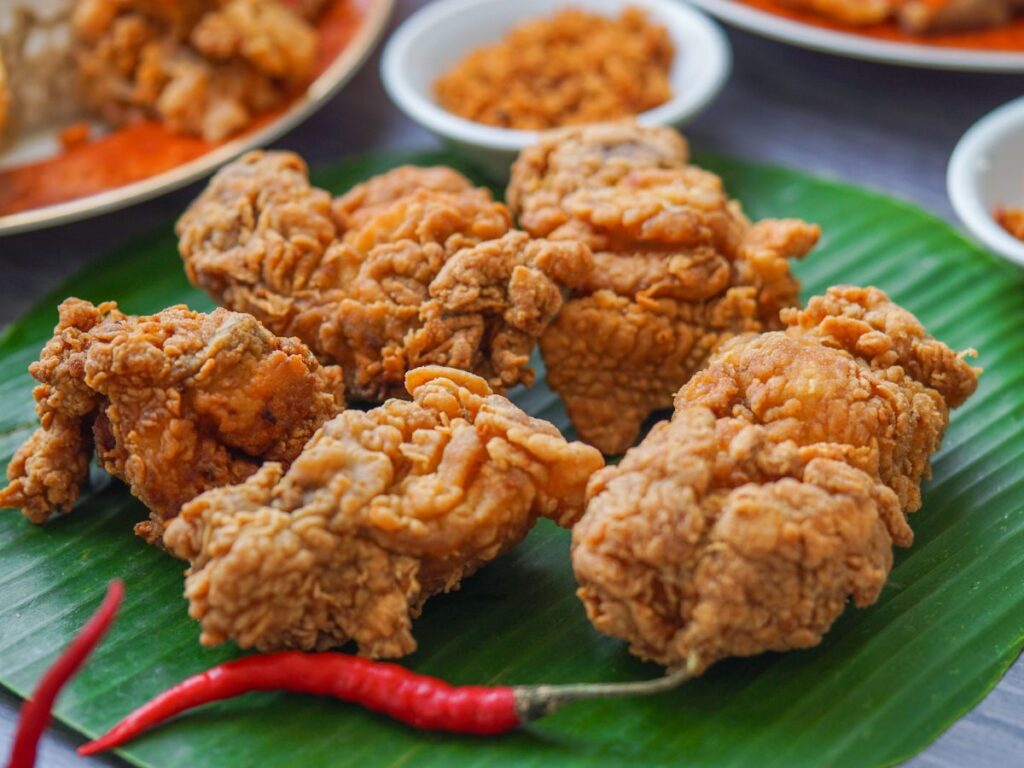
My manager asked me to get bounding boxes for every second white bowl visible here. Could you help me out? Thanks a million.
[948,97,1024,269]
[381,0,732,177]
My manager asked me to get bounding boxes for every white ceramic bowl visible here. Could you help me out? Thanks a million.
[948,97,1024,268]
[381,0,732,178]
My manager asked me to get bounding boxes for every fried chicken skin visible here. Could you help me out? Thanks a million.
[0,298,345,543]
[778,0,1023,32]
[776,0,891,25]
[164,366,604,657]
[71,0,318,141]
[178,151,594,402]
[572,286,979,674]
[0,55,9,139]
[507,123,818,454]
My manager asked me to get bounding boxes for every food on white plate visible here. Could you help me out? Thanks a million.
[71,0,321,142]
[0,0,325,148]
[434,7,674,130]
[778,0,1024,33]
[0,4,80,148]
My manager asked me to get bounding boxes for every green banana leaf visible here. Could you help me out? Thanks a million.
[0,150,1021,768]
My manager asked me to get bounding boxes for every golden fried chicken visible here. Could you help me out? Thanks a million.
[164,366,604,657]
[572,286,979,674]
[777,0,891,25]
[507,122,818,454]
[779,0,1023,32]
[71,0,318,141]
[899,0,1020,31]
[0,298,345,543]
[331,165,476,231]
[0,53,8,138]
[178,151,594,402]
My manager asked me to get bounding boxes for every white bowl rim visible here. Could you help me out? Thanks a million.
[948,96,1024,269]
[381,0,732,152]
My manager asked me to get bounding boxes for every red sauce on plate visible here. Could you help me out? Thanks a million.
[0,0,367,217]
[739,0,1024,51]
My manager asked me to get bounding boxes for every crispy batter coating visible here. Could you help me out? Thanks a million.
[0,298,345,543]
[178,151,594,401]
[572,286,979,673]
[508,123,818,454]
[71,0,317,141]
[165,365,604,657]
[331,165,476,231]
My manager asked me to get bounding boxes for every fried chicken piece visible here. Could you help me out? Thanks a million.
[0,298,345,543]
[71,0,317,141]
[164,366,604,657]
[776,0,892,25]
[507,123,818,454]
[779,0,1022,32]
[0,53,9,138]
[572,286,979,674]
[178,151,594,402]
[190,0,317,80]
[331,165,477,231]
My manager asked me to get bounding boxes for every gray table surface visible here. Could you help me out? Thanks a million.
[1,2,1022,766]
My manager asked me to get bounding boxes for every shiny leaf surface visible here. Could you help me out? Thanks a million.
[0,152,1020,768]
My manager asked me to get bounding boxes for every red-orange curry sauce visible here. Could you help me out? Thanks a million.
[740,0,1024,51]
[0,0,368,218]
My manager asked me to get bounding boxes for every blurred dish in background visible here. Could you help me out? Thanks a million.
[777,0,1024,35]
[948,96,1024,268]
[687,0,1024,70]
[382,0,731,178]
[0,0,394,236]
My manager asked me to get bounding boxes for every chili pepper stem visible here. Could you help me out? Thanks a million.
[513,668,692,723]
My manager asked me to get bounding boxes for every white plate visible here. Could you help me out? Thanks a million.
[948,97,1024,268]
[686,0,1024,72]
[382,0,731,178]
[0,0,395,237]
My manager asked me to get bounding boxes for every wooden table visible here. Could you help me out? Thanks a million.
[1,2,1021,765]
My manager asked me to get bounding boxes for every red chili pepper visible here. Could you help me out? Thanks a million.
[79,650,690,754]
[6,580,123,768]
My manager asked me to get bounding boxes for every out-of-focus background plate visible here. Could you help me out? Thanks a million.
[0,150,1021,768]
[685,0,1024,71]
[0,0,395,237]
